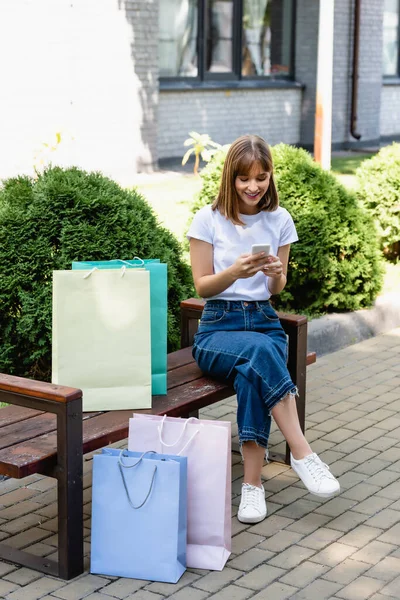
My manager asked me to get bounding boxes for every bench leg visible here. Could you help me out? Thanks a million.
[285,320,307,465]
[57,398,84,580]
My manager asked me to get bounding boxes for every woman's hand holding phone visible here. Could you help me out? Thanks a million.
[250,243,284,278]
[230,243,284,281]
[230,251,269,280]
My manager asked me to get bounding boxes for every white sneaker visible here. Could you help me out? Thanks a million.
[238,483,267,523]
[291,453,340,498]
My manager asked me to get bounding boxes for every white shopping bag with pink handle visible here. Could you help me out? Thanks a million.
[128,414,231,570]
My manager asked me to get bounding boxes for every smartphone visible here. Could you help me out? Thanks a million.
[251,243,271,256]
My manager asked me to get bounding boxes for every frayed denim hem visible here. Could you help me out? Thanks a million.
[267,386,298,413]
[262,373,298,407]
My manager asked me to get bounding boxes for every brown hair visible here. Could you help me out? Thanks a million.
[212,134,279,225]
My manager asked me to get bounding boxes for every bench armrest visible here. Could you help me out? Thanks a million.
[0,373,82,404]
[180,298,206,348]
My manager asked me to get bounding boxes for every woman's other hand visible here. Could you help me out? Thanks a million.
[261,254,283,279]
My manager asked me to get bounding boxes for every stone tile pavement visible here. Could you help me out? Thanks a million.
[1,328,400,600]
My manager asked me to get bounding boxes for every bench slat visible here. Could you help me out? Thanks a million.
[0,376,231,478]
[167,362,203,389]
[0,412,56,450]
[0,405,43,429]
[0,432,60,478]
[168,349,316,372]
[151,376,230,414]
[168,341,316,369]
[307,352,316,366]
[167,347,194,371]
[0,410,104,452]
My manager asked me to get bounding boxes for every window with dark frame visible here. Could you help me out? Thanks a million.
[158,0,295,82]
[383,0,400,77]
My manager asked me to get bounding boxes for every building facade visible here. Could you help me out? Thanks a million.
[0,0,399,182]
[157,0,400,160]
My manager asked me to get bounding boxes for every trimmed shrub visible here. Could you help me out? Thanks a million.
[0,167,194,380]
[356,143,400,257]
[190,144,384,315]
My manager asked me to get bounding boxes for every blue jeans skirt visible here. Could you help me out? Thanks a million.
[193,300,297,450]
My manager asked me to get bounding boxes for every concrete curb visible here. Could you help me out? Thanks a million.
[307,291,400,356]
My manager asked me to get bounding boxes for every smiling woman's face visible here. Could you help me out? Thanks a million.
[234,161,271,215]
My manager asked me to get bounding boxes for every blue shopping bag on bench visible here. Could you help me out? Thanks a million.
[72,259,167,395]
[91,448,187,583]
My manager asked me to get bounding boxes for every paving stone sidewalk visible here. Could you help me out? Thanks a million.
[1,328,400,600]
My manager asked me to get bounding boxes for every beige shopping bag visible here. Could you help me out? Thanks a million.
[52,269,152,411]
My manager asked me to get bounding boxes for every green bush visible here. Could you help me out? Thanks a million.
[190,144,384,315]
[356,143,400,257]
[0,167,194,380]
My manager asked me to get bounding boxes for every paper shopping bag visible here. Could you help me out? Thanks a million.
[91,448,187,582]
[128,414,231,570]
[72,259,167,395]
[52,268,151,411]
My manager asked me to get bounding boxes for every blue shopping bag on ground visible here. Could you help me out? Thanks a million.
[72,259,167,395]
[90,448,187,583]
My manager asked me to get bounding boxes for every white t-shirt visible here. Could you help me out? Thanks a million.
[187,205,298,301]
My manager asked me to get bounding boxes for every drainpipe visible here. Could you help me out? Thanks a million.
[350,0,362,140]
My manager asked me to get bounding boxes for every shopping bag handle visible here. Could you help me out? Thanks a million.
[118,450,157,509]
[116,257,145,266]
[82,258,145,281]
[82,266,127,278]
[83,267,97,279]
[157,416,201,454]
[116,258,144,276]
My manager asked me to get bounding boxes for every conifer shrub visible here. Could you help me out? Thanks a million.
[356,143,400,258]
[0,167,194,380]
[190,144,384,315]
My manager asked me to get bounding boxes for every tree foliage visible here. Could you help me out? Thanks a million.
[0,167,194,380]
[356,143,400,258]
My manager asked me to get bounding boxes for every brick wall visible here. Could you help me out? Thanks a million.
[124,0,159,170]
[294,0,319,147]
[380,85,400,138]
[295,0,391,148]
[332,0,353,144]
[0,0,158,183]
[333,0,400,145]
[157,88,302,160]
[355,0,384,144]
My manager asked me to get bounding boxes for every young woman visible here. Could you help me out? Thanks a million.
[187,135,340,524]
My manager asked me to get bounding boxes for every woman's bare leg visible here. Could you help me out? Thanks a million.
[271,393,312,459]
[242,441,265,486]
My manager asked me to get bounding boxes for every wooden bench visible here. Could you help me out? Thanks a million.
[0,298,315,580]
